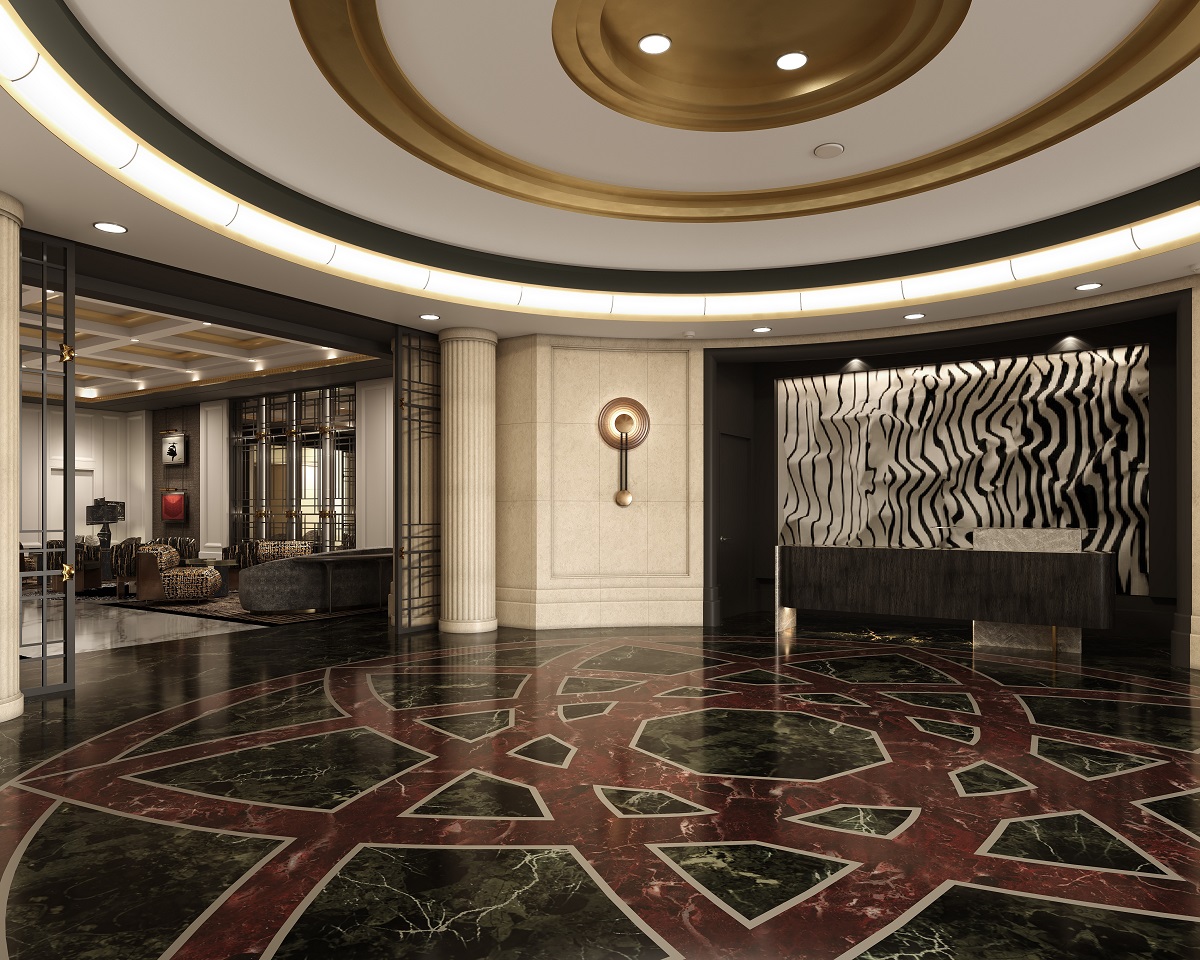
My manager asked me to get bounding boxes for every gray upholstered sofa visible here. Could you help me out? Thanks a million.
[237,548,392,613]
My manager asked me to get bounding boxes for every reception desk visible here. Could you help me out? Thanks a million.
[776,542,1114,652]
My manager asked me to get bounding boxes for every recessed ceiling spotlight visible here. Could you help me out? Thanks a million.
[419,314,440,321]
[638,34,671,55]
[813,142,845,159]
[776,52,808,70]
[93,221,127,234]
[1075,282,1102,291]
[202,321,212,326]
[904,313,925,320]
[129,337,140,342]
[753,326,772,333]
[682,330,696,339]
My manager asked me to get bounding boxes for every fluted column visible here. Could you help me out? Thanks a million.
[438,328,497,633]
[0,193,24,723]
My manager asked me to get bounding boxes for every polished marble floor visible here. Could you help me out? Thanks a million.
[1,613,1198,959]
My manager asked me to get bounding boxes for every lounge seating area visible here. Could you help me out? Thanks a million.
[22,532,393,619]
[238,547,392,613]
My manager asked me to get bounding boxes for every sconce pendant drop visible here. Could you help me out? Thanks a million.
[615,413,633,506]
[598,398,649,509]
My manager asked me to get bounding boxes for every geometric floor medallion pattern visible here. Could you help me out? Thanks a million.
[2,633,1198,958]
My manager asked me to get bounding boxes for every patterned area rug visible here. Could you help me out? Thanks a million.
[99,592,376,626]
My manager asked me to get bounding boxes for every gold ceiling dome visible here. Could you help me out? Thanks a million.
[292,0,1200,222]
[551,0,970,131]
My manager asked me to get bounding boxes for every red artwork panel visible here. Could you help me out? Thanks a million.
[161,491,187,524]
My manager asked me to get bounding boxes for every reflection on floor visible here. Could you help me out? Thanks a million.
[1,615,1197,959]
[22,598,262,653]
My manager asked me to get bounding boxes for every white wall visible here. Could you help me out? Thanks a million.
[20,404,153,545]
[356,378,394,548]
[197,401,230,558]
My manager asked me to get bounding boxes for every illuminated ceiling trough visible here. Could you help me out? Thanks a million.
[0,0,1199,339]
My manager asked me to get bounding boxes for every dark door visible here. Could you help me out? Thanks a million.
[717,433,753,620]
[19,232,76,696]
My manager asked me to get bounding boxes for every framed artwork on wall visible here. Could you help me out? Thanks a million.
[161,491,187,524]
[161,433,187,466]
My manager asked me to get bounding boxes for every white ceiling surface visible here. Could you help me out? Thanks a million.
[62,0,1200,272]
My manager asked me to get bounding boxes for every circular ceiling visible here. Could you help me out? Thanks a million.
[2,0,1198,328]
[292,0,1199,222]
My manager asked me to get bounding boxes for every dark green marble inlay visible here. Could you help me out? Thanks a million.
[1035,738,1159,779]
[714,669,807,686]
[1021,696,1200,752]
[561,701,613,721]
[274,846,668,960]
[885,691,976,714]
[372,672,528,711]
[7,803,278,960]
[578,645,726,675]
[418,643,580,667]
[511,735,574,767]
[1143,791,1200,841]
[795,654,956,685]
[421,709,511,741]
[987,812,1166,875]
[912,717,978,743]
[657,843,848,923]
[787,693,868,706]
[134,728,429,810]
[560,676,641,694]
[406,771,546,819]
[600,787,711,817]
[858,883,1200,960]
[658,687,728,699]
[634,708,886,781]
[794,805,915,837]
[128,680,343,758]
[970,660,1167,694]
[954,762,1030,796]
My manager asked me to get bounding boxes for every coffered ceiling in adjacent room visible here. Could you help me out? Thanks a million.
[19,289,374,403]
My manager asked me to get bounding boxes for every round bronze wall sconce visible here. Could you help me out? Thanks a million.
[598,398,649,507]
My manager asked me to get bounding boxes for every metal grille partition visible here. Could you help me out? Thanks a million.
[394,333,440,631]
[230,387,356,550]
[18,232,75,696]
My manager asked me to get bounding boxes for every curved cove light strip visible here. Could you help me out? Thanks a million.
[1,1,1199,323]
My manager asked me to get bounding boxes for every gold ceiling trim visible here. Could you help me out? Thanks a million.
[292,0,1200,222]
[552,0,969,132]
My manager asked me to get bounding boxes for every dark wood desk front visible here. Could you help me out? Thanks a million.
[777,545,1114,628]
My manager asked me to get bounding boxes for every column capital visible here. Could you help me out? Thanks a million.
[0,192,24,227]
[438,327,498,346]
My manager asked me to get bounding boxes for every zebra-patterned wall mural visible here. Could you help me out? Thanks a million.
[777,345,1150,594]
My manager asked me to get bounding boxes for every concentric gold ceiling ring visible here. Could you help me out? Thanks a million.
[552,0,969,132]
[299,0,1200,223]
